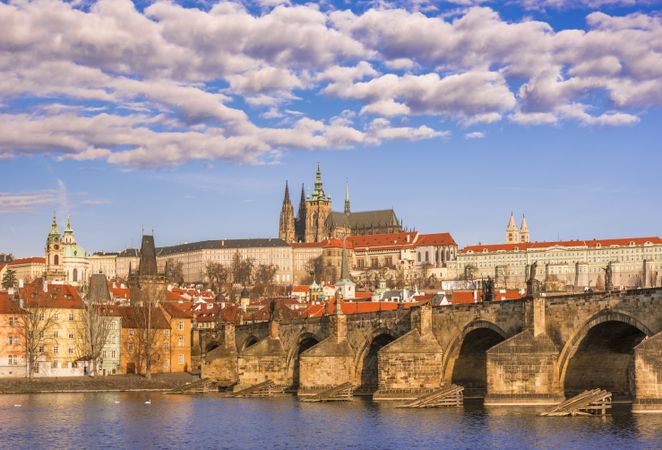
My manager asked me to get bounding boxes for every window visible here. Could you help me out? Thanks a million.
[52,361,59,368]
[38,330,44,339]
[53,346,59,354]
[164,330,170,337]
[111,351,116,358]
[8,355,18,365]
[69,312,74,321]
[8,336,18,345]
[128,343,134,352]
[8,317,18,326]
[178,320,184,330]
[178,336,184,347]
[53,312,59,320]
[128,329,134,337]
[164,359,169,368]
[39,312,45,321]
[68,347,74,355]
[38,345,44,353]
[53,330,59,338]
[178,354,184,364]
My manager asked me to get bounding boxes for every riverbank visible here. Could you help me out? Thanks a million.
[0,373,199,394]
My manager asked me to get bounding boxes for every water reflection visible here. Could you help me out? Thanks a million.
[0,394,660,449]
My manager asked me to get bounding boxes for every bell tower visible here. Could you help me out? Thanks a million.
[519,215,529,243]
[304,163,332,243]
[505,212,520,244]
[45,212,65,281]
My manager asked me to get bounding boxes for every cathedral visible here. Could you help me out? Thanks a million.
[278,164,403,243]
[505,212,529,244]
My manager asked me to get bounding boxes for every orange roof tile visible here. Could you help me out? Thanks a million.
[416,233,457,247]
[20,282,85,309]
[0,293,27,315]
[460,236,662,254]
[8,257,46,265]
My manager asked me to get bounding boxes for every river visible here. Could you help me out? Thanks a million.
[0,393,660,449]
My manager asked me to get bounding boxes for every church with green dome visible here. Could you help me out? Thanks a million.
[45,213,90,286]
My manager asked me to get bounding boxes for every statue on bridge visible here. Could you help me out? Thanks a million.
[604,262,614,293]
[527,261,541,297]
[483,276,494,302]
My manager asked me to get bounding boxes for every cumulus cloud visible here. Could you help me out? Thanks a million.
[0,1,658,167]
[465,131,485,139]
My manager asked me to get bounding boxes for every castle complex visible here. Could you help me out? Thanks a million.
[279,164,402,243]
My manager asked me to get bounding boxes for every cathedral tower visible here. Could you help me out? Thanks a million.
[520,215,529,243]
[506,212,520,244]
[304,163,332,243]
[278,181,296,243]
[295,183,307,243]
[344,181,351,214]
[45,212,65,281]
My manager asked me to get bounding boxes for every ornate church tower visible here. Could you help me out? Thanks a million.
[45,212,65,281]
[519,215,529,243]
[304,164,332,243]
[505,212,520,244]
[295,183,306,243]
[344,181,351,214]
[278,181,296,243]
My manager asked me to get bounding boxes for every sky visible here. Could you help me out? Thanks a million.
[1,0,661,257]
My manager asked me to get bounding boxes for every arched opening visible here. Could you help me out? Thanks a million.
[451,328,505,397]
[359,333,396,394]
[564,321,646,400]
[73,268,78,282]
[241,336,259,352]
[205,342,220,353]
[291,336,319,390]
[54,255,59,266]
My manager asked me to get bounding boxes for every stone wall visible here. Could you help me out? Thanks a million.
[633,331,662,413]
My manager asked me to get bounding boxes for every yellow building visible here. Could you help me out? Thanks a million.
[20,281,86,377]
[161,302,192,373]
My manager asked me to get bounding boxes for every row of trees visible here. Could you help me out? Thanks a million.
[205,251,279,299]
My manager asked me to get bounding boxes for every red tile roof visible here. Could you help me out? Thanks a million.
[349,232,417,250]
[112,306,170,329]
[0,293,27,315]
[460,236,662,254]
[20,282,85,309]
[292,285,310,293]
[416,233,457,247]
[291,242,324,248]
[162,302,193,319]
[8,257,46,265]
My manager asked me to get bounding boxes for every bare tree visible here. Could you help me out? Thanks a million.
[75,304,113,376]
[464,264,478,281]
[303,255,324,284]
[232,252,254,287]
[19,305,58,378]
[253,264,277,298]
[205,261,231,294]
[123,305,169,378]
[165,260,185,284]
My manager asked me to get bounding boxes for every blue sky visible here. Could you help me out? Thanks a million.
[1,0,661,257]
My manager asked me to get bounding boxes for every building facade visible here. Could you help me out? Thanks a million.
[0,292,27,378]
[456,236,662,290]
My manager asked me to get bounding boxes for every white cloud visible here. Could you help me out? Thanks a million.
[0,191,59,213]
[0,2,657,167]
[465,131,485,139]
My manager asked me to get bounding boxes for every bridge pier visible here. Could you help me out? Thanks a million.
[235,320,288,391]
[201,324,239,388]
[374,304,444,400]
[485,298,564,405]
[298,312,354,397]
[633,331,662,413]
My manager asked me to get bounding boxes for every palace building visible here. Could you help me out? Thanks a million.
[279,164,403,244]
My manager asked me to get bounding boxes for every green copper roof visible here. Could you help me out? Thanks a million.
[310,163,328,201]
[49,211,60,236]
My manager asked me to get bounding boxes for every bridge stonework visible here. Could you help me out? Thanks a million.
[200,288,662,412]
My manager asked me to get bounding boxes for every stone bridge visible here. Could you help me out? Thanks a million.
[200,288,662,412]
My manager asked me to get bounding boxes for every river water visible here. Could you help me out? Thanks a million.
[0,393,660,449]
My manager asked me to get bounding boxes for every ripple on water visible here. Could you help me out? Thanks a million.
[0,394,660,449]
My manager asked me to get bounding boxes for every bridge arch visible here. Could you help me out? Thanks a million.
[205,341,221,353]
[442,320,508,396]
[558,310,652,399]
[286,331,322,390]
[240,335,260,352]
[354,327,397,394]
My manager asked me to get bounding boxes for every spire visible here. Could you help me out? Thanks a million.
[64,214,74,235]
[49,211,59,236]
[312,163,326,200]
[520,215,528,232]
[282,180,291,206]
[138,235,158,277]
[344,180,351,214]
[507,212,517,230]
[520,214,529,243]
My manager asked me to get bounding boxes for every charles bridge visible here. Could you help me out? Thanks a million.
[198,288,662,412]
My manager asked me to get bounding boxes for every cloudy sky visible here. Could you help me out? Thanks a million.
[1,0,661,257]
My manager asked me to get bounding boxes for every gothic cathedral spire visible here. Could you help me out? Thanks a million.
[344,180,351,214]
[278,180,296,243]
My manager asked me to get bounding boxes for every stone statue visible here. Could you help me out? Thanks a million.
[269,299,277,320]
[604,262,614,292]
[483,276,494,302]
[529,261,538,282]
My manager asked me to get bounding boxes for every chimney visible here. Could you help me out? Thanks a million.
[18,279,24,288]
